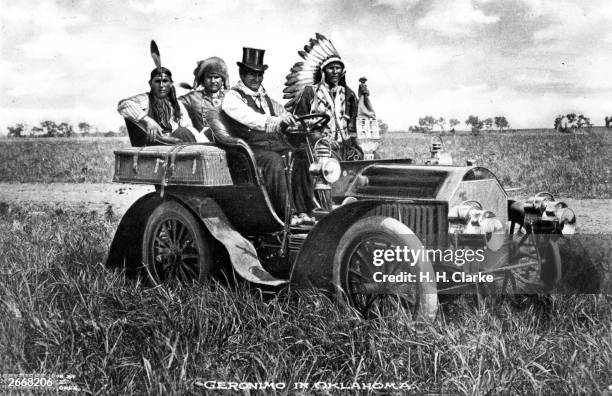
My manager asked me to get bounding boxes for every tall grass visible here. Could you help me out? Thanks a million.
[0,138,127,183]
[378,130,612,198]
[1,204,610,394]
[1,132,611,198]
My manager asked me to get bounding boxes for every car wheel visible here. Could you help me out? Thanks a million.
[142,200,213,284]
[333,216,438,321]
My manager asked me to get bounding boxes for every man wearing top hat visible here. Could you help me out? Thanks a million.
[222,47,315,224]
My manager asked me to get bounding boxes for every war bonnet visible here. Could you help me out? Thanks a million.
[283,33,347,112]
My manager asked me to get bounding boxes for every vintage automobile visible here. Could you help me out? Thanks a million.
[106,111,577,321]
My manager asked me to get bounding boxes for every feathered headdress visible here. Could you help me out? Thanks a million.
[283,33,344,111]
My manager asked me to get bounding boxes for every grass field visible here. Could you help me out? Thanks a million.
[1,205,610,394]
[378,130,612,199]
[0,137,126,184]
[1,132,611,394]
[1,131,610,198]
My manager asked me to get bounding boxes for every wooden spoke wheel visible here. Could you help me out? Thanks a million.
[142,201,213,284]
[333,216,438,321]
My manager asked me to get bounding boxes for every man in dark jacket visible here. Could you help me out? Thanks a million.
[222,48,315,224]
[179,57,229,141]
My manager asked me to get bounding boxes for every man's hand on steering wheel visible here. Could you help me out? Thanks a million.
[280,114,298,129]
[285,113,331,135]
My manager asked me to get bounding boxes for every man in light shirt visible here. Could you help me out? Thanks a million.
[118,67,207,146]
[222,48,315,223]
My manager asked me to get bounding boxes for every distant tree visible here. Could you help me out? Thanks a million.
[554,114,564,131]
[449,118,460,131]
[30,126,44,136]
[576,114,591,129]
[434,117,446,132]
[483,117,493,131]
[554,113,592,132]
[418,115,436,132]
[494,116,509,132]
[7,123,25,137]
[465,115,483,134]
[57,122,74,137]
[78,122,91,134]
[40,120,58,137]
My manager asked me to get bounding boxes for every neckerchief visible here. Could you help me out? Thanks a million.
[235,80,271,115]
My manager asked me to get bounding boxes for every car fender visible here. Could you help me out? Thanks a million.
[171,194,286,286]
[290,200,390,292]
[107,192,286,286]
[106,192,164,276]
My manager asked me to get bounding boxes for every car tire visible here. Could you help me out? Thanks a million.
[332,216,438,321]
[142,200,214,284]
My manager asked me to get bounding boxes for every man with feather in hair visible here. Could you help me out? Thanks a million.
[179,57,229,142]
[285,34,361,160]
[117,41,207,146]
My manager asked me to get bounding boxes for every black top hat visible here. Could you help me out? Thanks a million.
[359,77,367,83]
[237,47,269,72]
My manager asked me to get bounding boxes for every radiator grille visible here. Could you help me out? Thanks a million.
[371,202,448,248]
[289,233,307,254]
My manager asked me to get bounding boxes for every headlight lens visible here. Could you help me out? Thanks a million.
[319,158,341,183]
[450,202,505,251]
[524,192,577,234]
[480,216,505,251]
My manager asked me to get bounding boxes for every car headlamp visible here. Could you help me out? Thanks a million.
[450,201,505,251]
[479,215,505,251]
[310,157,341,184]
[524,192,577,234]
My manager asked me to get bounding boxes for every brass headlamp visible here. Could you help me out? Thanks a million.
[449,200,505,251]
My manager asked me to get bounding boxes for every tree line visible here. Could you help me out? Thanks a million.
[6,121,127,138]
[409,115,510,134]
[410,112,603,134]
[554,113,592,133]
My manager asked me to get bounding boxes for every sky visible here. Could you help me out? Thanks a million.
[2,0,612,133]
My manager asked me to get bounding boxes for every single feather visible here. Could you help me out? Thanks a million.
[150,40,162,74]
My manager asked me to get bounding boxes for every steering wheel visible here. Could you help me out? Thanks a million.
[285,113,331,135]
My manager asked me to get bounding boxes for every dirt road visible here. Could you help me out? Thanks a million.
[0,182,610,234]
[0,183,154,216]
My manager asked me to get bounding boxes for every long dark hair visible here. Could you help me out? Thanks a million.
[149,67,182,126]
